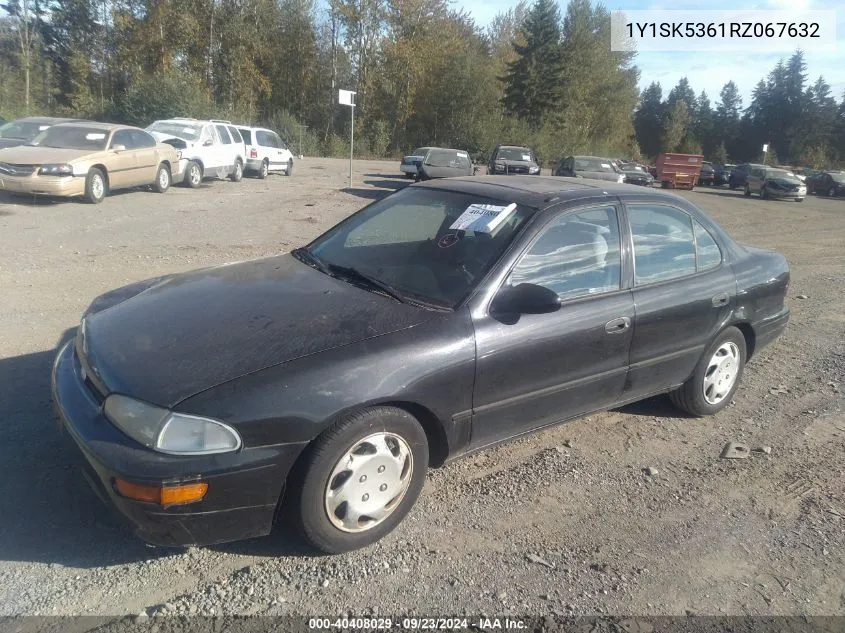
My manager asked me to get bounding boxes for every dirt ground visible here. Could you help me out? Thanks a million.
[0,158,843,618]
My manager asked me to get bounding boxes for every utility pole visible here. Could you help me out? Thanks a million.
[298,125,308,159]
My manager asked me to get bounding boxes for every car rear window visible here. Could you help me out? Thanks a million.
[425,149,470,169]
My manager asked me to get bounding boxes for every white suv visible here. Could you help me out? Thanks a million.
[146,118,246,187]
[235,125,294,178]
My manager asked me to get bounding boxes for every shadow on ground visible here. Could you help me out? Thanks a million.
[0,328,319,568]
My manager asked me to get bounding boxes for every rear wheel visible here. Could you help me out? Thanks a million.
[291,406,428,553]
[153,163,170,193]
[285,158,293,177]
[669,326,746,417]
[760,186,768,199]
[184,161,202,188]
[84,168,107,204]
[828,187,836,197]
[744,184,751,197]
[258,159,269,179]
[229,158,243,182]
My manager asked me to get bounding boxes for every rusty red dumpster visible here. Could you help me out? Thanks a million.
[656,153,704,190]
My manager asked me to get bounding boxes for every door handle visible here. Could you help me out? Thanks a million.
[605,317,631,334]
[711,293,729,307]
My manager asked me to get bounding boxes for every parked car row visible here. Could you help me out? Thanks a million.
[0,116,294,203]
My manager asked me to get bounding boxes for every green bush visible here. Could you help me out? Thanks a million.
[108,72,214,127]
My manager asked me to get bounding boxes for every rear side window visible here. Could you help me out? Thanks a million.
[256,130,274,147]
[629,204,696,284]
[694,220,721,270]
[227,126,243,143]
[215,125,232,144]
[237,128,252,144]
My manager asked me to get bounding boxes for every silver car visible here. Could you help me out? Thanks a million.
[745,166,806,202]
[555,155,625,183]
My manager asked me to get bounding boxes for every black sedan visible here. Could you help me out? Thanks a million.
[619,163,654,186]
[52,177,790,553]
[806,171,845,197]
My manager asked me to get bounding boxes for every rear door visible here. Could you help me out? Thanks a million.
[256,130,277,168]
[129,130,159,184]
[214,124,235,168]
[624,201,734,398]
[107,129,138,188]
[470,203,635,449]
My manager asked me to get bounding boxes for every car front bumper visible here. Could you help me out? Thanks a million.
[0,173,85,197]
[767,188,806,200]
[51,341,308,547]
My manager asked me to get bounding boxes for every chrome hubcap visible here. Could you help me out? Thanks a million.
[703,342,740,405]
[235,162,242,178]
[190,166,201,184]
[159,168,168,188]
[92,175,104,199]
[324,432,413,533]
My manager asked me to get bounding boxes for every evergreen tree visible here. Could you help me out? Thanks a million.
[633,81,663,159]
[661,100,689,153]
[715,81,742,160]
[692,90,714,158]
[501,0,562,127]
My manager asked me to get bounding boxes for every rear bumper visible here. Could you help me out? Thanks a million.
[753,307,789,355]
[0,173,85,197]
[400,163,418,174]
[51,341,308,547]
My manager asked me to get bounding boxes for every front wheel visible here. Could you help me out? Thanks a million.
[760,186,768,200]
[829,187,836,197]
[292,406,428,553]
[669,326,747,417]
[184,161,202,188]
[285,158,293,177]
[229,159,243,182]
[84,168,107,204]
[744,185,751,197]
[153,163,171,193]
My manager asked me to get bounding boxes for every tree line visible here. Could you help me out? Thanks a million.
[0,0,843,167]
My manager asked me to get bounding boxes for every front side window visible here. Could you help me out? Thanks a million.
[508,206,621,300]
[215,125,232,144]
[272,133,287,149]
[307,187,535,307]
[130,130,156,148]
[256,131,273,147]
[110,130,135,149]
[629,204,697,284]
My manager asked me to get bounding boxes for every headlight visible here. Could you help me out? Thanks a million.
[38,164,73,176]
[104,394,242,455]
[529,166,540,174]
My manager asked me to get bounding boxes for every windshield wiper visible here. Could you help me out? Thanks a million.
[325,264,407,303]
[291,247,330,274]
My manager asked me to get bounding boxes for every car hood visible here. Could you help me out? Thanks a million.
[0,145,95,165]
[0,138,28,150]
[148,131,195,146]
[576,170,620,182]
[82,255,436,407]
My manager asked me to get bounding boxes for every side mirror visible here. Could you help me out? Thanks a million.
[491,283,561,316]
[112,144,126,152]
[203,139,213,146]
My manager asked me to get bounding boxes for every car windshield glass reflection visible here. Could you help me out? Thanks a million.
[575,158,616,172]
[147,122,203,141]
[29,126,109,150]
[425,150,469,168]
[496,147,533,161]
[0,121,43,139]
[305,187,535,308]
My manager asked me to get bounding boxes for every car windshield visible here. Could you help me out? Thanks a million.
[767,169,796,179]
[828,172,845,183]
[575,158,616,172]
[623,164,645,173]
[0,120,46,140]
[147,122,203,141]
[496,147,534,162]
[410,148,428,156]
[28,126,109,150]
[303,187,535,308]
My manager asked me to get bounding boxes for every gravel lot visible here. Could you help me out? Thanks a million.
[1,158,843,618]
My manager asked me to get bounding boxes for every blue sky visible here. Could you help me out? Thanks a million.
[457,0,844,107]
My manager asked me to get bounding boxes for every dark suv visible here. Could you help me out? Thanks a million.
[488,145,541,175]
[714,164,735,186]
[699,161,716,186]
[729,163,765,190]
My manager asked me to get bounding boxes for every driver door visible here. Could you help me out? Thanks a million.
[469,203,635,449]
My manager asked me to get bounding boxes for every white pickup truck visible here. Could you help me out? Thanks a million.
[146,118,246,187]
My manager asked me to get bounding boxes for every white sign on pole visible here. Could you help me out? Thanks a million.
[339,89,356,107]
[762,143,769,152]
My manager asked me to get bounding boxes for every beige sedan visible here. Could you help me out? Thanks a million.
[0,122,184,204]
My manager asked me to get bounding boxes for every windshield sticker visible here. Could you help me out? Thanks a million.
[601,163,611,169]
[85,133,106,140]
[437,233,461,249]
[457,151,468,158]
[183,127,197,134]
[450,202,517,234]
[38,125,50,131]
[522,154,531,161]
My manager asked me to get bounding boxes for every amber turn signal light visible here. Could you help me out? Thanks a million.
[114,479,208,506]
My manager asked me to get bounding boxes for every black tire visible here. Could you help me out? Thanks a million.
[828,187,836,197]
[285,159,293,177]
[760,186,768,200]
[291,406,428,554]
[153,163,171,193]
[229,158,243,182]
[258,159,269,179]
[744,184,751,197]
[669,326,747,417]
[84,168,107,204]
[184,161,202,188]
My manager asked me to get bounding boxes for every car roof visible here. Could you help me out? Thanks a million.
[10,116,81,124]
[497,145,533,150]
[413,175,686,208]
[49,121,133,132]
